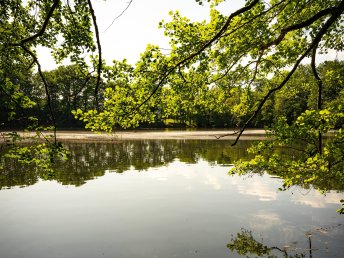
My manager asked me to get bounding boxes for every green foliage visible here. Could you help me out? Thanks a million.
[231,109,344,197]
[195,0,224,7]
[338,199,344,214]
[1,0,344,215]
[1,129,69,176]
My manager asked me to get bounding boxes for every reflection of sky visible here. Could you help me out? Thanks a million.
[250,211,284,231]
[237,180,278,201]
[290,189,343,208]
[1,158,343,258]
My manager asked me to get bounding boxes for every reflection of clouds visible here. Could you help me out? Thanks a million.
[204,175,222,190]
[250,211,284,231]
[291,189,344,208]
[185,185,193,192]
[238,180,277,201]
[147,172,168,181]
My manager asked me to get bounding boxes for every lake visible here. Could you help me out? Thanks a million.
[0,139,343,258]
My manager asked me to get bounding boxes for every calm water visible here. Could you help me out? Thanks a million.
[0,140,343,258]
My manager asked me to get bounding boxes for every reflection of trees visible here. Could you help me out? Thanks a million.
[228,225,344,258]
[227,229,306,258]
[0,160,39,189]
[232,137,344,193]
[0,139,253,188]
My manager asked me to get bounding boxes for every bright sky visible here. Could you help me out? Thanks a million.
[38,0,245,70]
[38,0,342,71]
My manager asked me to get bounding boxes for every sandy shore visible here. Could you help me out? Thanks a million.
[1,129,266,142]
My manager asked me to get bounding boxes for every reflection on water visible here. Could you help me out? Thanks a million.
[0,140,252,189]
[0,140,343,258]
[228,224,344,258]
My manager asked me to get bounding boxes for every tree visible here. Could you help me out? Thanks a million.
[30,65,98,127]
[1,0,344,208]
[74,0,344,211]
[72,0,343,132]
[0,0,102,170]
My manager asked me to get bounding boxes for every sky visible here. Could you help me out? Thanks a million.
[38,0,343,71]
[38,0,245,70]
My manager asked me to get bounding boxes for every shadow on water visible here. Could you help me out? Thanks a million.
[0,140,253,189]
[228,224,344,258]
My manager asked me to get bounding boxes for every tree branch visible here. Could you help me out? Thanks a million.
[260,5,337,51]
[104,0,134,32]
[232,0,344,146]
[21,45,57,143]
[136,0,260,110]
[87,0,102,108]
[208,52,247,85]
[11,0,60,46]
[311,43,323,154]
[220,0,289,39]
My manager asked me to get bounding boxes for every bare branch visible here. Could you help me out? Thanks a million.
[311,43,323,154]
[104,0,134,32]
[87,0,102,108]
[214,131,240,139]
[21,45,57,143]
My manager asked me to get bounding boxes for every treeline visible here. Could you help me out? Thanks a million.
[1,60,343,129]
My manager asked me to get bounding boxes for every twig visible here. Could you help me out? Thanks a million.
[214,130,240,139]
[104,0,134,32]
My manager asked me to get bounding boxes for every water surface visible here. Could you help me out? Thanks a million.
[0,140,343,258]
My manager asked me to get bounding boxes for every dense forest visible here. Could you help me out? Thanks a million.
[1,60,343,129]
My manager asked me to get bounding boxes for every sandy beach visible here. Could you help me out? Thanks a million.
[1,129,266,142]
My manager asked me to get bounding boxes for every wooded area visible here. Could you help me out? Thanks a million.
[1,0,344,212]
[1,61,343,129]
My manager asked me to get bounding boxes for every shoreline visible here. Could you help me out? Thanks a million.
[1,129,267,142]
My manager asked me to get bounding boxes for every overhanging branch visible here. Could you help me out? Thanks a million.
[231,0,344,146]
[260,5,337,51]
[311,43,323,154]
[11,0,60,46]
[21,45,57,143]
[136,0,260,110]
[87,0,102,108]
